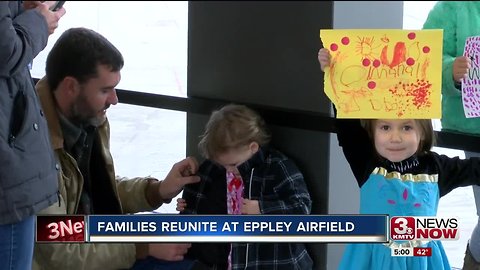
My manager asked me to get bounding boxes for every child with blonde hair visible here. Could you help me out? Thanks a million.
[319,47,480,269]
[177,104,313,270]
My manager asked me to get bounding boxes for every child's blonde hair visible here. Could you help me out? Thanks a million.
[361,119,436,155]
[198,104,271,159]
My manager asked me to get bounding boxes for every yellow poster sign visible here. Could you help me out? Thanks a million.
[320,29,442,119]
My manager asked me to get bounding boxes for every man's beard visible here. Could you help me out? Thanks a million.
[70,94,107,127]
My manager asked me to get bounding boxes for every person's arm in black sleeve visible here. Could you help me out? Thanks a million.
[334,106,376,187]
[434,153,480,197]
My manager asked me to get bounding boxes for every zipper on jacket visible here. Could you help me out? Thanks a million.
[8,134,16,147]
[57,190,61,207]
[8,90,27,151]
[244,168,254,270]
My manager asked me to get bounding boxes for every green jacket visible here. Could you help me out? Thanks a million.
[423,1,480,135]
[33,78,157,270]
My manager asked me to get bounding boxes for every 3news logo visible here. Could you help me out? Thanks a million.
[390,216,459,241]
[36,215,85,242]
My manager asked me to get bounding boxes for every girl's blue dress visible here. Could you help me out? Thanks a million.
[338,165,450,270]
[335,118,480,270]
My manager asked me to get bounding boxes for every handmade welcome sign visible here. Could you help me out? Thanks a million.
[320,29,442,119]
[462,36,480,118]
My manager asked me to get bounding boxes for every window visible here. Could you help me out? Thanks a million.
[402,1,437,30]
[32,1,188,97]
[32,1,189,213]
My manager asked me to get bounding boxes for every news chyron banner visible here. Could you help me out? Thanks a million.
[36,215,388,243]
[88,215,387,243]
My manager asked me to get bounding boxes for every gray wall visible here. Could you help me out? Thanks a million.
[326,2,404,270]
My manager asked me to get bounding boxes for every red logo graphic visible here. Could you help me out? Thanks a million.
[36,215,85,242]
[390,216,415,240]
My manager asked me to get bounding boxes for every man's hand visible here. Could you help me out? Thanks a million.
[149,243,191,261]
[25,1,66,35]
[23,1,56,10]
[453,56,471,83]
[23,1,44,10]
[136,243,191,261]
[159,157,200,201]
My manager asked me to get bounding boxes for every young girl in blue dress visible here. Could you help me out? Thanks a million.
[318,48,480,270]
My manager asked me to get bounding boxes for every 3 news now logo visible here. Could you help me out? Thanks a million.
[390,216,459,241]
[36,215,85,242]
